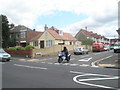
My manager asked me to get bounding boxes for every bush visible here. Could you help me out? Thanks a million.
[25,45,35,50]
[8,47,16,50]
[16,47,25,50]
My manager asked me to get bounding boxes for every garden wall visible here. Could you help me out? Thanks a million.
[4,49,33,58]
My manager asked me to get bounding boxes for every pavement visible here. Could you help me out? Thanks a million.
[97,53,120,69]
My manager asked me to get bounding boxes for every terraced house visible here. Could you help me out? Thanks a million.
[75,29,110,45]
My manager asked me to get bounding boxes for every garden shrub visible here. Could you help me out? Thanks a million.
[8,47,16,50]
[25,45,35,50]
[16,47,25,50]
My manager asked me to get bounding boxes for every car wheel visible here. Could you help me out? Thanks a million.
[74,52,76,55]
[114,49,116,53]
[7,59,10,61]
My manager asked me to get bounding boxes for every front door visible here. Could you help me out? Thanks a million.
[40,41,44,48]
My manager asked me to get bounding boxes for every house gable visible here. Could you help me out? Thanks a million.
[75,29,87,41]
[39,30,55,41]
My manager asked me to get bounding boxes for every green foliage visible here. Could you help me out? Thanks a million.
[16,47,25,50]
[81,39,93,45]
[25,45,35,50]
[8,47,16,50]
[7,45,35,50]
[1,15,11,48]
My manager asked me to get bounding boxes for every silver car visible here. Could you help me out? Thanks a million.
[74,47,89,55]
[0,49,11,62]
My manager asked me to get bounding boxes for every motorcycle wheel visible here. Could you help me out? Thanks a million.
[67,56,70,63]
[58,57,63,63]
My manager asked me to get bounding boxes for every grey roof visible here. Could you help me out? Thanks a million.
[10,25,32,32]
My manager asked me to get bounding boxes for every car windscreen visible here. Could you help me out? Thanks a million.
[75,48,81,51]
[0,50,5,53]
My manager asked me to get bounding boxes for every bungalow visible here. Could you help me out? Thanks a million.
[30,26,78,49]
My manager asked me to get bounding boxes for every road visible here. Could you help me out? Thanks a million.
[1,50,120,89]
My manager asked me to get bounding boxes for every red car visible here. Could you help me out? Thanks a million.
[92,43,104,52]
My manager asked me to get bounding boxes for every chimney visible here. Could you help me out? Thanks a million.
[44,24,48,30]
[85,26,87,30]
[33,29,36,31]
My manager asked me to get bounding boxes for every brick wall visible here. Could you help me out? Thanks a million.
[4,49,33,58]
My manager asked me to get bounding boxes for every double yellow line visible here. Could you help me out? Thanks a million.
[91,55,113,67]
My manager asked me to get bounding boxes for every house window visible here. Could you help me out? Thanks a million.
[33,41,38,46]
[70,42,72,45]
[46,40,53,47]
[21,32,26,38]
[59,30,63,35]
[16,34,19,39]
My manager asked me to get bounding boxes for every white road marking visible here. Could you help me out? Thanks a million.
[14,64,47,70]
[73,75,118,89]
[41,62,46,63]
[47,62,53,64]
[70,58,75,61]
[91,55,113,67]
[79,57,92,62]
[69,64,78,66]
[93,53,101,55]
[54,63,60,65]
[78,77,119,82]
[79,64,89,67]
[70,71,119,89]
[70,71,119,77]
[62,63,70,65]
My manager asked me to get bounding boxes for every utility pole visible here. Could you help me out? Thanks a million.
[0,15,2,48]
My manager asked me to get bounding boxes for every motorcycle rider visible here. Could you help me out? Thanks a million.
[62,47,68,60]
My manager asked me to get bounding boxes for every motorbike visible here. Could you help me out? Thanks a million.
[58,52,71,63]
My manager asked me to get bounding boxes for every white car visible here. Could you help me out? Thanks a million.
[0,49,11,62]
[104,45,110,51]
[74,47,89,55]
[113,42,120,53]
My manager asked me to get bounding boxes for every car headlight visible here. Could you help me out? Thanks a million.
[0,55,3,57]
[8,55,11,57]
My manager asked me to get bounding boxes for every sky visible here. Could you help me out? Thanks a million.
[0,0,119,39]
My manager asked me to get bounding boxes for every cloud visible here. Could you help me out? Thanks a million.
[0,0,119,38]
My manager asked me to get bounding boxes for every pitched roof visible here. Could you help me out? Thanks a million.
[47,26,77,41]
[27,31,43,41]
[81,29,101,39]
[29,32,43,41]
[10,25,32,32]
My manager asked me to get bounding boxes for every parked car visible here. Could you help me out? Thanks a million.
[0,49,11,62]
[74,47,89,55]
[110,46,114,50]
[104,45,110,51]
[92,43,104,52]
[113,42,120,53]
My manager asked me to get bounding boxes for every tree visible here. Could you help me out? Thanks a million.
[81,38,93,48]
[1,15,10,48]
